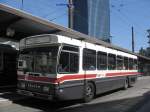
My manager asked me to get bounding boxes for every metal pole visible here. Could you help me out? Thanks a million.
[68,0,74,29]
[21,0,24,10]
[132,26,135,52]
[147,29,150,48]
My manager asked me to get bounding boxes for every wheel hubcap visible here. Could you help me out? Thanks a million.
[86,86,92,97]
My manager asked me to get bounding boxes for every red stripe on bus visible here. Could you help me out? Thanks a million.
[18,75,56,83]
[18,72,140,83]
[57,74,96,82]
[18,75,25,79]
[17,74,96,83]
[27,76,56,83]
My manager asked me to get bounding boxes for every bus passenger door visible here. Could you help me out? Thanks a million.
[82,47,97,102]
[58,45,82,100]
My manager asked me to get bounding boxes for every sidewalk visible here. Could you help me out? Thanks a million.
[0,88,27,106]
[0,98,12,106]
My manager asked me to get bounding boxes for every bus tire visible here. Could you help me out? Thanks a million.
[123,78,129,90]
[83,82,95,102]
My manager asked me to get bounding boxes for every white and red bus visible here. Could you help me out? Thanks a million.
[17,34,139,102]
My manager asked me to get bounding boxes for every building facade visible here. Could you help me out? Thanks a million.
[72,0,110,42]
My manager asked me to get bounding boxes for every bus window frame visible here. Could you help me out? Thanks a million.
[83,48,96,71]
[133,59,138,70]
[97,51,108,70]
[117,55,124,70]
[57,44,80,74]
[124,57,129,70]
[108,53,116,70]
[129,58,134,70]
[19,45,60,74]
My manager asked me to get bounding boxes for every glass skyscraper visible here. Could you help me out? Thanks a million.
[73,0,110,42]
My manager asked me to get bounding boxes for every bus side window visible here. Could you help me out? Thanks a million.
[97,51,107,70]
[58,52,69,73]
[129,58,134,70]
[117,56,123,70]
[133,59,138,70]
[124,57,129,70]
[83,48,96,70]
[108,54,116,70]
[58,46,79,74]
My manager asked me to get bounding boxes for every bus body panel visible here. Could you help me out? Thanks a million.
[17,34,139,101]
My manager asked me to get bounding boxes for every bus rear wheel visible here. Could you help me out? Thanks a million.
[83,83,95,102]
[123,78,129,90]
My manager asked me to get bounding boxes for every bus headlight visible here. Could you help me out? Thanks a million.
[43,86,49,93]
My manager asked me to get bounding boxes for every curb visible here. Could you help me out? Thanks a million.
[0,98,12,106]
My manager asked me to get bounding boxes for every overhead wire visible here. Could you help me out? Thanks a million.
[17,0,150,43]
[49,12,67,21]
[43,7,66,19]
[110,1,149,50]
[110,2,145,38]
[111,0,150,29]
[19,0,66,18]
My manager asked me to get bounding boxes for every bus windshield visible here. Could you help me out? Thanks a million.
[18,46,59,76]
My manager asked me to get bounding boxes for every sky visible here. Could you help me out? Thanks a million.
[0,0,150,52]
[110,0,150,52]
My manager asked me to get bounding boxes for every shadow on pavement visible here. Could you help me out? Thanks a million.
[58,92,150,112]
[0,88,24,101]
[0,88,150,112]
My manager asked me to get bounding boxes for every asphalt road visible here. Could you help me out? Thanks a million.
[0,76,150,112]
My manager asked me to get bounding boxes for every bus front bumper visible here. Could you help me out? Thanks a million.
[17,89,53,100]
